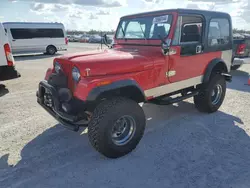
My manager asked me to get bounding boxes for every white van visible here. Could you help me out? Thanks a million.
[0,22,20,81]
[3,22,68,55]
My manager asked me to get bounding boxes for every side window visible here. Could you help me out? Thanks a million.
[172,15,203,45]
[34,29,64,38]
[10,28,64,39]
[208,18,229,46]
[10,29,32,39]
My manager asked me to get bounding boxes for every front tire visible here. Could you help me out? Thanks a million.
[88,97,146,158]
[194,74,226,113]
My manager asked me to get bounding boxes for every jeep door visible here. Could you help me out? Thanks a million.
[167,14,208,83]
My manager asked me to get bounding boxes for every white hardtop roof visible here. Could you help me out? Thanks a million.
[3,22,63,25]
[3,22,65,29]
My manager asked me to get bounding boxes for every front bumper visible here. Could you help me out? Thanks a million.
[232,57,250,66]
[37,80,88,132]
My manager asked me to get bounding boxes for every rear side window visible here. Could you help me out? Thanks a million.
[10,28,64,39]
[208,18,230,46]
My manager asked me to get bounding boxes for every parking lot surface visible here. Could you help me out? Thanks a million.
[0,43,250,188]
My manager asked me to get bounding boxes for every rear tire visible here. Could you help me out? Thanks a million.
[88,97,146,158]
[194,74,226,113]
[46,46,56,55]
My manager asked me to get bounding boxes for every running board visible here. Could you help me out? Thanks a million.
[148,91,199,105]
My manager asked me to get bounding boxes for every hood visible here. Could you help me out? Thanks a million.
[59,48,154,76]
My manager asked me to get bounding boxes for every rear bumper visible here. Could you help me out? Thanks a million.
[0,66,21,81]
[37,80,88,131]
[232,57,250,66]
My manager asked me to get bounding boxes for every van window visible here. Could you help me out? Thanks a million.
[208,18,230,46]
[10,28,64,39]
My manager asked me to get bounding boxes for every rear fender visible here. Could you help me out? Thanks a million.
[203,58,232,83]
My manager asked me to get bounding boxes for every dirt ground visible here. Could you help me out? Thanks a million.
[0,43,250,188]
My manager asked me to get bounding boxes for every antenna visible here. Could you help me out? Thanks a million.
[100,20,103,50]
[101,30,103,49]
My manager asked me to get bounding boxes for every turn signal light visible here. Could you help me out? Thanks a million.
[96,80,112,87]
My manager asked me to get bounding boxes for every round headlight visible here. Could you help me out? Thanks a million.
[72,67,81,82]
[54,62,61,74]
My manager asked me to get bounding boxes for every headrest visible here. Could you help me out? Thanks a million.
[183,25,199,34]
[153,25,166,35]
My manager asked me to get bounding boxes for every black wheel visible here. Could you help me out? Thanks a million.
[46,46,56,55]
[88,97,146,158]
[194,74,226,113]
[231,65,241,70]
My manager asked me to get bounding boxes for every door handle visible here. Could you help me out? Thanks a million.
[196,45,202,54]
[12,39,16,42]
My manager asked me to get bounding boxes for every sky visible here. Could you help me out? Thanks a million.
[0,0,250,31]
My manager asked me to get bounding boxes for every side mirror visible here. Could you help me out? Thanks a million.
[158,34,171,55]
[103,34,108,44]
[161,38,172,55]
[161,41,170,55]
[102,34,113,49]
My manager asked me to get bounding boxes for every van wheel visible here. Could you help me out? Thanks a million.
[46,46,56,55]
[88,97,146,158]
[194,74,226,113]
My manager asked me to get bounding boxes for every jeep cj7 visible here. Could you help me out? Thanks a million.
[37,9,233,158]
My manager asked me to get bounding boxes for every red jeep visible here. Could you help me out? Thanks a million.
[37,9,233,158]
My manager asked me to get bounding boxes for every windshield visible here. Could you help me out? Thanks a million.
[116,14,173,40]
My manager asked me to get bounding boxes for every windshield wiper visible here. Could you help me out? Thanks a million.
[121,25,126,39]
[138,22,147,41]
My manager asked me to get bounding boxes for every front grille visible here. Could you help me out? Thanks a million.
[48,73,67,88]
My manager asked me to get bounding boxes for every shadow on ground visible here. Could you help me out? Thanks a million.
[0,84,9,97]
[228,70,250,93]
[1,101,250,188]
[14,53,62,61]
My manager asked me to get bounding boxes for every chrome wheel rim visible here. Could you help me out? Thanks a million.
[111,115,136,146]
[211,84,223,105]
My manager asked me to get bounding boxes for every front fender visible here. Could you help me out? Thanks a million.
[73,78,146,102]
[45,68,53,80]
[86,79,146,102]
